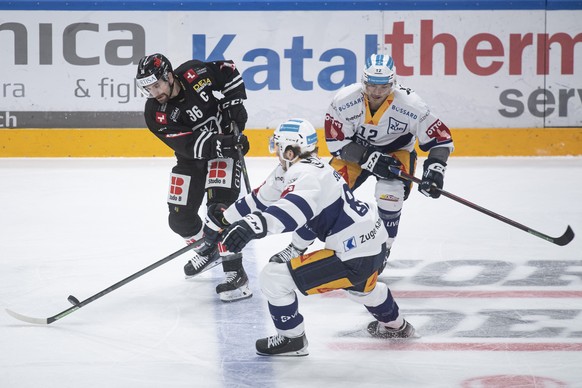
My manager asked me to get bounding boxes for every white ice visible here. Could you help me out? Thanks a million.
[1,156,581,388]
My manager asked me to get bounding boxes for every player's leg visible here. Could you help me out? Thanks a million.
[205,157,252,302]
[256,261,309,356]
[344,245,416,339]
[374,150,417,251]
[165,158,214,276]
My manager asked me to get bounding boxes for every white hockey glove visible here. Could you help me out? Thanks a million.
[196,203,229,257]
[419,158,446,198]
[269,243,307,263]
[361,151,402,180]
[221,212,267,253]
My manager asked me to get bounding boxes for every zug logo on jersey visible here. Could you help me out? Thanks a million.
[343,236,357,252]
[360,219,382,244]
[388,117,407,134]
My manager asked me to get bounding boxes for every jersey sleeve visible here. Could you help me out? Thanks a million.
[260,167,322,235]
[223,165,285,222]
[414,101,454,153]
[205,60,247,101]
[324,99,357,157]
[143,100,216,159]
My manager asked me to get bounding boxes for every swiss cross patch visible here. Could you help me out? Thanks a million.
[324,113,345,140]
[184,69,199,83]
[426,120,452,142]
[156,112,167,125]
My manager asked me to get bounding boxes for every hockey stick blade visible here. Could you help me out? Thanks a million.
[5,244,196,325]
[534,225,574,246]
[5,306,78,325]
[388,166,575,246]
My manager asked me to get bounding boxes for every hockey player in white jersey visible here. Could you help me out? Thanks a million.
[325,53,454,254]
[202,118,415,356]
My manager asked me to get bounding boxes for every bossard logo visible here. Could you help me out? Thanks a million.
[343,236,357,251]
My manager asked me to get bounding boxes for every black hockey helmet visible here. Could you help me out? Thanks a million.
[135,53,173,96]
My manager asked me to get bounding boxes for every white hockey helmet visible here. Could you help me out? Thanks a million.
[362,54,396,85]
[269,118,318,156]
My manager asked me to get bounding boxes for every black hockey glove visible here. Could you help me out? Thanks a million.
[419,158,446,198]
[221,212,267,253]
[220,97,248,131]
[211,133,249,159]
[360,151,402,180]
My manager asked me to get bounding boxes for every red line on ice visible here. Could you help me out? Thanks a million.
[328,342,582,351]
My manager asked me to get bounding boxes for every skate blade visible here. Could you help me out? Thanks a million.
[218,284,253,302]
[256,348,309,357]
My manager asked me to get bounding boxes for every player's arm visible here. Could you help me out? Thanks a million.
[144,107,248,160]
[416,111,454,198]
[220,171,321,253]
[223,166,285,221]
[206,60,248,131]
[324,102,355,157]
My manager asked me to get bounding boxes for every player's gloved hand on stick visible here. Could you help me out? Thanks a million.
[419,158,446,198]
[211,133,249,158]
[220,97,248,131]
[196,203,229,257]
[360,151,402,180]
[221,212,267,253]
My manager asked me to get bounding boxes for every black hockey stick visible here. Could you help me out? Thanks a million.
[388,166,574,246]
[231,122,252,193]
[5,244,197,325]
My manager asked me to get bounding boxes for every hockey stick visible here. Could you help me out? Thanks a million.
[5,244,197,325]
[231,122,252,193]
[388,166,574,246]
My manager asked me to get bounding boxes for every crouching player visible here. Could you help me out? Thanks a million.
[202,118,416,356]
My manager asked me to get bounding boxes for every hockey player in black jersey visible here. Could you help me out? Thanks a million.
[135,53,251,302]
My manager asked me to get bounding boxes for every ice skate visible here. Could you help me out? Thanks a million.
[183,247,221,278]
[256,333,309,356]
[216,264,252,302]
[269,243,306,263]
[367,319,416,339]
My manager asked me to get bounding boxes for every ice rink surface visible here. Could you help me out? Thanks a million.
[1,156,581,388]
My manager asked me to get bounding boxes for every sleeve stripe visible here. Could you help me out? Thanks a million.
[252,192,269,211]
[222,77,244,94]
[296,226,317,242]
[192,131,213,158]
[265,206,299,232]
[234,197,252,216]
[282,193,314,220]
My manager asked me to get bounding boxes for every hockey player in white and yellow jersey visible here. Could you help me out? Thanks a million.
[325,53,454,254]
[201,119,415,356]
